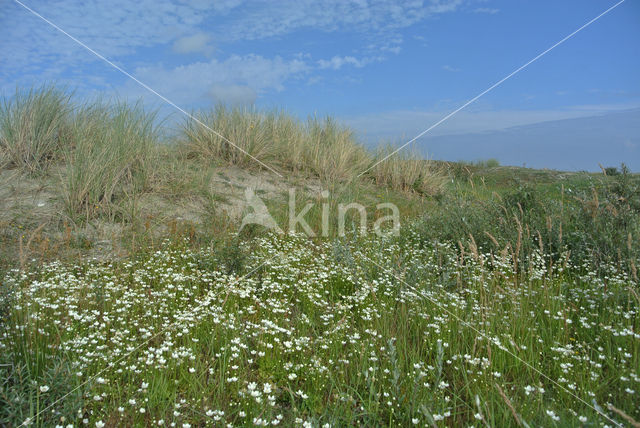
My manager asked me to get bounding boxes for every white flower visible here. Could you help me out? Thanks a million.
[39,385,50,393]
[411,418,419,424]
[140,408,146,413]
[288,373,297,380]
[579,416,587,423]
[95,421,105,428]
[474,413,483,420]
[546,410,560,421]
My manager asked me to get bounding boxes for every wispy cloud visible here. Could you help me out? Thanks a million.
[3,0,463,82]
[2,0,467,106]
[473,7,500,14]
[212,1,463,42]
[121,54,309,105]
[442,65,460,72]
[317,55,383,70]
[2,0,208,77]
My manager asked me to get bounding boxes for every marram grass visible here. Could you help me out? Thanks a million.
[1,85,445,204]
[180,106,444,194]
[0,84,73,174]
[62,100,159,222]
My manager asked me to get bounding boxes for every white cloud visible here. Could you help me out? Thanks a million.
[213,1,463,42]
[209,85,256,105]
[121,54,308,105]
[318,56,371,70]
[2,0,463,82]
[172,33,214,56]
[473,7,500,14]
[1,0,464,105]
[442,65,460,72]
[2,0,209,76]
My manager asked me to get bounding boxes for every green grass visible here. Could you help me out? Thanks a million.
[180,105,443,194]
[428,163,640,281]
[0,84,73,174]
[61,100,159,223]
[1,84,639,427]
[0,232,637,427]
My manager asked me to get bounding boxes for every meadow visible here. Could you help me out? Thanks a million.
[0,85,639,427]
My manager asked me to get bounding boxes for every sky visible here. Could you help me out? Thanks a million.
[1,0,639,170]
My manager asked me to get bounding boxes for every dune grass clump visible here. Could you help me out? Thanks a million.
[303,116,371,181]
[62,101,158,222]
[181,106,371,180]
[181,105,278,168]
[0,85,73,174]
[181,105,444,191]
[372,145,446,195]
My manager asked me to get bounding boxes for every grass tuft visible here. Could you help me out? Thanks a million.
[0,85,73,174]
[372,145,446,195]
[180,104,442,190]
[62,100,158,222]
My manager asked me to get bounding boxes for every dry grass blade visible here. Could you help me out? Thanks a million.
[495,383,522,426]
[607,404,640,427]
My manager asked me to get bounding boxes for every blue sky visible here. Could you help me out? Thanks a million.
[2,0,639,170]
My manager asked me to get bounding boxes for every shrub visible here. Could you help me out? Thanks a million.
[604,166,620,176]
[0,85,73,174]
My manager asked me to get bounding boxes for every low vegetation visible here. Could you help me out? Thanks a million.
[1,231,638,427]
[0,84,639,427]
